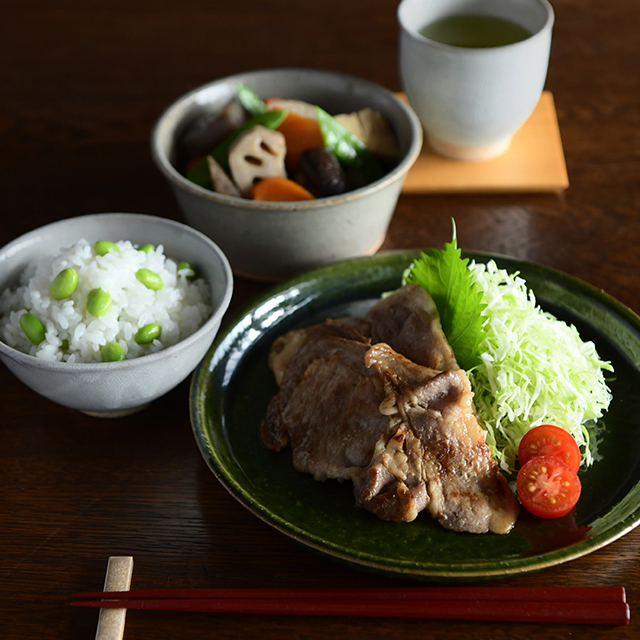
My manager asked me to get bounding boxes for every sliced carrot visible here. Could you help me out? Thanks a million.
[262,100,325,172]
[251,176,315,202]
[277,112,325,171]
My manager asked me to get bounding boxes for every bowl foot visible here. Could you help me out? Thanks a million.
[427,135,512,161]
[80,403,152,419]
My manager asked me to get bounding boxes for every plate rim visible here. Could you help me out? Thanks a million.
[190,249,640,579]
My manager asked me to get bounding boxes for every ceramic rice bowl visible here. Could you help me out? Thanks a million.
[0,213,233,416]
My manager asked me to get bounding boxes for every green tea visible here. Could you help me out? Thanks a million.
[419,14,532,48]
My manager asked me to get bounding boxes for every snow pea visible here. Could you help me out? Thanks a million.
[236,83,268,116]
[315,106,384,184]
[187,110,287,188]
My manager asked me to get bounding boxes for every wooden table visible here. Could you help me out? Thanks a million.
[1,1,639,638]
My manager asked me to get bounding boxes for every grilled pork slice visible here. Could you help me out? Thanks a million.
[260,285,519,534]
[359,344,519,534]
[366,283,458,371]
[261,318,374,452]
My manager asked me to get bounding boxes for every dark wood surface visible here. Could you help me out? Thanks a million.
[1,1,639,638]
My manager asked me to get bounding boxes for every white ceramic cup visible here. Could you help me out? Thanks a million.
[398,0,554,161]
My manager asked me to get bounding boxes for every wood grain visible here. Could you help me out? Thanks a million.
[0,1,639,639]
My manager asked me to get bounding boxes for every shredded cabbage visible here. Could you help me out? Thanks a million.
[467,260,613,474]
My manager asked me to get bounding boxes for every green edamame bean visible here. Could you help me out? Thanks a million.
[138,244,154,253]
[94,240,120,256]
[49,267,78,300]
[19,312,46,345]
[101,341,125,362]
[61,339,69,350]
[135,323,161,345]
[135,268,163,291]
[87,288,112,316]
[177,261,196,281]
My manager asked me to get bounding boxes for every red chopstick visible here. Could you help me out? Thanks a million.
[70,586,630,625]
[72,585,626,603]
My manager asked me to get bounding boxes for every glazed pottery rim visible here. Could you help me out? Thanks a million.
[190,249,640,580]
[0,212,234,371]
[398,0,555,54]
[150,67,423,211]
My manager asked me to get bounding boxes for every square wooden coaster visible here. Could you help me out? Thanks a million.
[400,91,569,193]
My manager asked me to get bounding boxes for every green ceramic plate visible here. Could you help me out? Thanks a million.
[190,250,640,580]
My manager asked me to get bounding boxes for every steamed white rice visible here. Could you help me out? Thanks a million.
[0,239,213,363]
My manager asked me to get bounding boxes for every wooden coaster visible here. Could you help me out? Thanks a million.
[400,91,569,193]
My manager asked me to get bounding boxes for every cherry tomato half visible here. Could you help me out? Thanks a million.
[518,424,581,472]
[516,455,582,519]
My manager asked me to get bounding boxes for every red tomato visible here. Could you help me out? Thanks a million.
[516,456,581,519]
[518,424,581,472]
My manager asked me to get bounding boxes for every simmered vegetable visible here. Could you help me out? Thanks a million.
[228,125,287,196]
[251,176,314,201]
[264,98,317,120]
[315,106,384,185]
[237,82,269,116]
[181,98,247,160]
[207,156,241,197]
[335,108,399,159]
[182,83,396,201]
[272,111,324,171]
[187,110,287,188]
[298,147,347,197]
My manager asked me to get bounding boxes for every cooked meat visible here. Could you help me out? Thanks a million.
[261,319,372,452]
[359,344,519,534]
[260,285,519,534]
[366,283,458,371]
[267,317,371,388]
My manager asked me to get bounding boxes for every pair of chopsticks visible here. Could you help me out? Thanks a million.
[71,585,630,625]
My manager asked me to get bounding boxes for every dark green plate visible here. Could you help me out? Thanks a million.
[190,250,640,580]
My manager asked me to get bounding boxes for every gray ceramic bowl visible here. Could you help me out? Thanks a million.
[151,68,423,281]
[0,213,233,417]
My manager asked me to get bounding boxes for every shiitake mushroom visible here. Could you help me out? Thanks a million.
[297,147,348,198]
[180,99,247,162]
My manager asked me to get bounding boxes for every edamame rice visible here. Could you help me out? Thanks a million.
[0,239,212,363]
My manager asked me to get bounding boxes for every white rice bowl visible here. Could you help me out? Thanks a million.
[0,239,213,363]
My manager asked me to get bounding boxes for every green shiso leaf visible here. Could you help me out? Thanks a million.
[404,225,487,371]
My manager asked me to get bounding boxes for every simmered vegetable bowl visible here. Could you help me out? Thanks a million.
[180,83,399,201]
